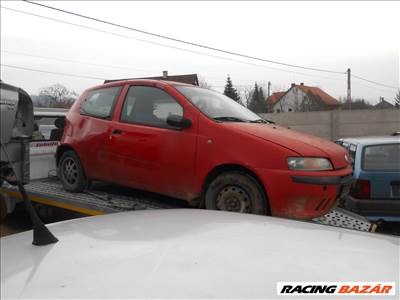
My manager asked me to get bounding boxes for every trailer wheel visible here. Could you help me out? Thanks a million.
[58,150,88,192]
[205,171,267,215]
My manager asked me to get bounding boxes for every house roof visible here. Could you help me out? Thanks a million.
[374,99,394,109]
[266,92,286,105]
[104,74,199,85]
[296,84,340,106]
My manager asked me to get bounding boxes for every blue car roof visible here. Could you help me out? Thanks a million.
[338,136,400,146]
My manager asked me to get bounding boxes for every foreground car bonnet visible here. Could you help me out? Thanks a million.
[1,209,398,299]
[227,123,349,169]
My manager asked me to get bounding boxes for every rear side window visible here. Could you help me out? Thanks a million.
[120,86,183,128]
[362,144,400,171]
[80,86,121,119]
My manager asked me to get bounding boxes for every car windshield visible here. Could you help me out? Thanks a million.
[363,143,400,171]
[175,85,262,122]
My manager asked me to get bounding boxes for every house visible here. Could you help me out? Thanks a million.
[104,71,199,85]
[269,83,341,113]
[266,92,285,113]
[374,97,394,109]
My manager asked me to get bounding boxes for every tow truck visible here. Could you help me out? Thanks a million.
[0,82,376,233]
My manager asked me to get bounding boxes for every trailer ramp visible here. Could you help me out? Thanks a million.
[313,207,376,232]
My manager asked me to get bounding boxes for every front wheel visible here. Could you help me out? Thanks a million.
[205,171,267,215]
[58,150,88,192]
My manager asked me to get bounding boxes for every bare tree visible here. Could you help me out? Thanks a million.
[237,86,253,108]
[395,89,400,108]
[39,84,78,108]
[198,76,212,89]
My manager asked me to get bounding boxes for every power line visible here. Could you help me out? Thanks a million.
[1,64,104,80]
[2,4,397,92]
[0,63,323,90]
[1,50,156,73]
[351,74,398,90]
[18,2,399,91]
[23,0,345,75]
[2,63,395,102]
[0,6,346,83]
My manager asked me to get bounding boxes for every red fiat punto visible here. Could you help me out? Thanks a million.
[57,80,353,219]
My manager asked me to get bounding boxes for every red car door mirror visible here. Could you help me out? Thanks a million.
[166,115,192,129]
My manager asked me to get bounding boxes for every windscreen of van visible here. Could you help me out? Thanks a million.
[33,116,65,141]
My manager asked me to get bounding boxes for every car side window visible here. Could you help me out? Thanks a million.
[80,86,121,119]
[120,86,183,128]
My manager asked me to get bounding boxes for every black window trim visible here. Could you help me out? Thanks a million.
[361,143,400,172]
[118,85,184,130]
[79,86,122,120]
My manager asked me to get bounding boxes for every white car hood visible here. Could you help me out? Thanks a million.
[1,209,399,299]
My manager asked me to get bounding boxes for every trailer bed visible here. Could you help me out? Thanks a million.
[0,178,180,215]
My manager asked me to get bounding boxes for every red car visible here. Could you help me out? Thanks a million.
[57,80,353,219]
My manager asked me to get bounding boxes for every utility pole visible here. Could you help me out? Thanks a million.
[347,68,351,110]
[267,81,271,97]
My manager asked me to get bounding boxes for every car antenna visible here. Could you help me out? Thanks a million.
[17,181,58,245]
[1,145,58,246]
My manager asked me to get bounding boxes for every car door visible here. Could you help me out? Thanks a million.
[76,85,123,180]
[103,84,198,200]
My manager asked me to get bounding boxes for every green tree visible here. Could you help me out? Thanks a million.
[247,83,266,113]
[395,89,400,108]
[223,75,241,102]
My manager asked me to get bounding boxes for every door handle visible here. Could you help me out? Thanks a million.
[111,129,123,135]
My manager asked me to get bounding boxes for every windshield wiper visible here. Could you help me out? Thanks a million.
[250,119,275,124]
[214,116,247,122]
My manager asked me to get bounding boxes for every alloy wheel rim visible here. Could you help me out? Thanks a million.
[63,158,78,185]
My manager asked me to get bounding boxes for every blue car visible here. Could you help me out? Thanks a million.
[336,136,400,221]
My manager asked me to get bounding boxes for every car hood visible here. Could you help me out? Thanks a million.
[226,123,349,169]
[1,209,398,299]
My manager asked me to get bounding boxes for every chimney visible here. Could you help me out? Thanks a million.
[291,83,295,87]
[267,81,271,97]
[300,82,304,86]
[162,70,168,79]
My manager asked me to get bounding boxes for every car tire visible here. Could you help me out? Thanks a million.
[58,150,88,192]
[205,171,267,215]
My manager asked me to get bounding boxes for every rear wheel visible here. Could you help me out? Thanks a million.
[58,150,88,192]
[205,171,267,215]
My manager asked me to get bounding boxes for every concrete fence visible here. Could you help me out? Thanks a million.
[260,109,400,141]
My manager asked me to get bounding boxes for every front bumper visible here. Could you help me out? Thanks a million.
[255,167,353,219]
[344,196,400,217]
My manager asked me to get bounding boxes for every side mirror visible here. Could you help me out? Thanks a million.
[166,115,192,129]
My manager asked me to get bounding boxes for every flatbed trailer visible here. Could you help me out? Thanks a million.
[1,177,376,232]
[0,178,177,216]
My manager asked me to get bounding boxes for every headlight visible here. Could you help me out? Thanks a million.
[287,157,333,171]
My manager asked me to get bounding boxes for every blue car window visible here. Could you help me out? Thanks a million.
[362,144,400,171]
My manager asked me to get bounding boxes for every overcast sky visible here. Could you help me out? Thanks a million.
[1,1,399,104]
